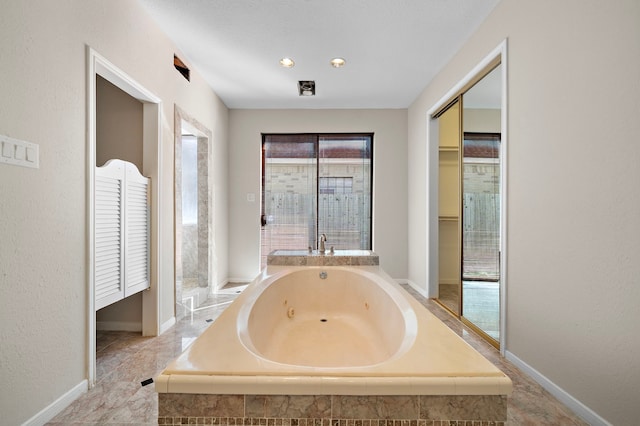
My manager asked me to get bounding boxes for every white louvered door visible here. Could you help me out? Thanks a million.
[95,160,150,311]
[95,162,125,310]
[124,164,150,295]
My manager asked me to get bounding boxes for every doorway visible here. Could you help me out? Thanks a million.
[87,48,162,386]
[174,106,213,320]
[430,42,507,350]
[94,75,145,331]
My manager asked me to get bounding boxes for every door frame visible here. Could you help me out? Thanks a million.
[427,39,508,353]
[174,105,214,319]
[87,47,163,386]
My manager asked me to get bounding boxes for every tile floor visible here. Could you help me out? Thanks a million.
[48,283,588,425]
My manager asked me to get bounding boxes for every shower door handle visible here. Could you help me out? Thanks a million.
[261,214,267,227]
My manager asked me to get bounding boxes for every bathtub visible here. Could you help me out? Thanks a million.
[156,265,512,424]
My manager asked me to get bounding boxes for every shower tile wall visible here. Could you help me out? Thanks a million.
[196,135,209,288]
[181,224,199,285]
[176,132,210,320]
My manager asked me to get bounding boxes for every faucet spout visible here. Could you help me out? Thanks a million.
[319,233,327,253]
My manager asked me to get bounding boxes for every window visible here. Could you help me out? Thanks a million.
[261,133,373,268]
[319,177,353,194]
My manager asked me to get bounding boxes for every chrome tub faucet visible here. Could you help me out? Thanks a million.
[319,233,327,253]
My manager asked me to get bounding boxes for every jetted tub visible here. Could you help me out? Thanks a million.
[156,264,512,423]
[238,266,417,370]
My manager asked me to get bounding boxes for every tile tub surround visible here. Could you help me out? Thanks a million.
[158,394,507,424]
[267,249,379,266]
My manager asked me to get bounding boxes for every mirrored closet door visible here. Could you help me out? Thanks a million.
[436,63,503,347]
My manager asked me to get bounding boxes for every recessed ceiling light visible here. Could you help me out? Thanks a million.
[279,57,295,68]
[330,57,346,68]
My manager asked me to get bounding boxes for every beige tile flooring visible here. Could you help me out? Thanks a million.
[48,284,588,425]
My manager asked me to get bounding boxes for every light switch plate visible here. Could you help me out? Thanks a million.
[14,145,26,160]
[0,134,39,169]
[1,141,12,158]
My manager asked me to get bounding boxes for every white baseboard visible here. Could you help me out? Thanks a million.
[159,316,176,335]
[505,351,611,426]
[96,321,142,332]
[22,380,87,426]
[400,278,429,298]
[215,278,229,291]
[227,277,254,284]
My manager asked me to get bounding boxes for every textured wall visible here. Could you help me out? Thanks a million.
[408,0,640,424]
[0,1,229,424]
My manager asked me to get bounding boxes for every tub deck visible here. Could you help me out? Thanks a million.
[156,265,511,424]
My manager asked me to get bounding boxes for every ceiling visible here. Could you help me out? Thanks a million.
[137,0,501,109]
